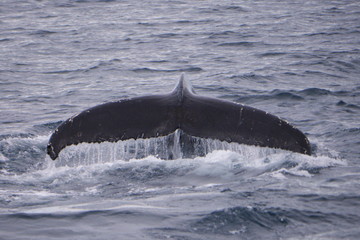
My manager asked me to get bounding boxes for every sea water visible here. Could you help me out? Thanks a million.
[0,0,359,239]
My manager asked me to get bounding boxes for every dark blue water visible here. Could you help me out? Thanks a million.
[1,0,360,239]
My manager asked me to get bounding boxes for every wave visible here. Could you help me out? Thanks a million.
[192,206,288,236]
[0,134,48,174]
[233,86,358,103]
[0,38,12,42]
[29,30,58,37]
[336,100,360,109]
[258,52,288,57]
[191,205,360,238]
[218,41,258,47]
[42,58,122,75]
[131,67,203,73]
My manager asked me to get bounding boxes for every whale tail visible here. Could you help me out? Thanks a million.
[47,75,311,160]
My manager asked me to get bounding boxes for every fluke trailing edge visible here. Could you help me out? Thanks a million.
[47,75,311,160]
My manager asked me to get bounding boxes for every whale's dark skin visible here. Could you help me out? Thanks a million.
[47,76,311,160]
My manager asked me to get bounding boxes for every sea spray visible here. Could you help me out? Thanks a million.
[54,131,282,168]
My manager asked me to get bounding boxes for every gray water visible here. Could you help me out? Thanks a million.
[1,0,360,239]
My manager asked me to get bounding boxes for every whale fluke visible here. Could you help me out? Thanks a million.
[47,75,311,160]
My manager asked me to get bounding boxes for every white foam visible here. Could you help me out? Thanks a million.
[1,134,340,188]
[36,134,347,183]
[53,134,283,167]
[0,134,49,146]
[0,152,8,162]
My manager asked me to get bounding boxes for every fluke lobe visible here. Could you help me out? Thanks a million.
[47,75,311,160]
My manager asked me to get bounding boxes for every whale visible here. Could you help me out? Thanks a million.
[47,75,311,160]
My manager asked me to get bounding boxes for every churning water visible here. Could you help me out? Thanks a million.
[0,0,360,239]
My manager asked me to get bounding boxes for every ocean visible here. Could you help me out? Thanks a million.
[0,0,359,239]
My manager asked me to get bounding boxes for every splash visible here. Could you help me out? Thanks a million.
[49,129,347,180]
[53,131,282,167]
